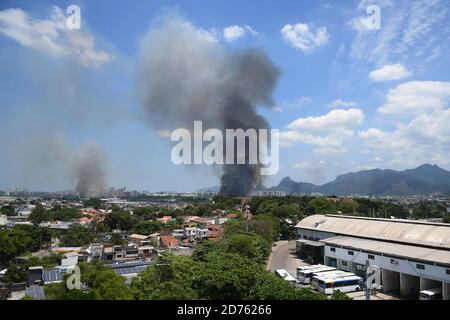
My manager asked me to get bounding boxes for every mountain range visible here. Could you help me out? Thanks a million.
[197,164,450,196]
[271,164,450,196]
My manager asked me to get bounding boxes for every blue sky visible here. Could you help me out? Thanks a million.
[1,0,450,192]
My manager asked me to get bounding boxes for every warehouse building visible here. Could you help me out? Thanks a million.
[295,214,450,299]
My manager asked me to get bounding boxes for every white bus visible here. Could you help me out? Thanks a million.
[296,264,324,279]
[311,270,354,289]
[316,275,363,294]
[298,266,337,284]
[419,288,442,300]
[275,269,296,283]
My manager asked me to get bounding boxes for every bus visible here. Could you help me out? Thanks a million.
[296,265,324,279]
[419,288,442,300]
[316,275,363,294]
[275,269,296,283]
[311,270,354,289]
[298,266,337,284]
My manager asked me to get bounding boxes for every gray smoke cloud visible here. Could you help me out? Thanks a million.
[137,15,280,196]
[72,142,108,197]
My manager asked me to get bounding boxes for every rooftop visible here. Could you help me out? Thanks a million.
[296,214,450,249]
[129,234,149,240]
[320,235,450,266]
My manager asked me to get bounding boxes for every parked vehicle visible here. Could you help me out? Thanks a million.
[419,288,442,300]
[275,269,296,283]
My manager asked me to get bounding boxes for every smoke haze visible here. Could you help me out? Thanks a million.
[72,142,108,197]
[137,15,280,196]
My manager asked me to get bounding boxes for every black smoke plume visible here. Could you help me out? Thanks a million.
[137,15,280,196]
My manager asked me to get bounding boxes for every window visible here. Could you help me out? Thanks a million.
[341,261,348,266]
[348,250,354,256]
[416,264,425,270]
[368,254,375,260]
[390,259,398,265]
[303,235,307,239]
[330,247,336,252]
[446,269,450,275]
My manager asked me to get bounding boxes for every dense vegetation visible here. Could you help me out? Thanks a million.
[249,196,410,220]
[0,225,53,266]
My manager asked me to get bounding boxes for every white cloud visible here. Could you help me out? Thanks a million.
[360,112,450,168]
[292,160,327,184]
[223,24,258,42]
[0,6,113,67]
[356,165,377,171]
[293,160,325,170]
[287,108,364,131]
[349,0,449,64]
[275,96,313,111]
[281,22,329,53]
[358,128,387,140]
[196,28,219,43]
[314,147,347,156]
[369,64,411,81]
[377,81,450,115]
[280,130,350,148]
[328,98,357,109]
[281,108,364,149]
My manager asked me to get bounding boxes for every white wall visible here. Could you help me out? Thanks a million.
[324,245,450,284]
[297,228,335,241]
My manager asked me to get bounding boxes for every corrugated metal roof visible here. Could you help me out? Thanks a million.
[296,215,450,249]
[25,285,45,300]
[320,235,450,266]
[109,260,152,269]
[114,265,148,276]
[43,269,63,283]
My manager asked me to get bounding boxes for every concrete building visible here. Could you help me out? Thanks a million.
[295,214,450,299]
[0,214,7,226]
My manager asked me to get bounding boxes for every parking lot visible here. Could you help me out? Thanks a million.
[267,240,400,300]
[267,240,307,276]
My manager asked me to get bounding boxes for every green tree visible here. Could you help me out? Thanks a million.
[132,255,199,300]
[133,220,162,235]
[3,264,27,284]
[92,270,132,300]
[61,225,92,247]
[29,203,48,224]
[227,234,257,259]
[104,207,136,231]
[0,234,17,265]
[83,198,102,210]
[338,198,359,214]
[111,232,125,245]
[330,290,352,300]
[306,198,337,215]
[133,207,157,220]
[0,205,15,216]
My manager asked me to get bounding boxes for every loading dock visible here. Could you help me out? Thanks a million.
[382,269,400,295]
[400,273,420,299]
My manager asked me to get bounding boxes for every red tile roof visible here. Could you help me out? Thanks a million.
[160,235,179,248]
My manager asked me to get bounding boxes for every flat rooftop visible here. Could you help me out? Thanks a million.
[320,235,450,266]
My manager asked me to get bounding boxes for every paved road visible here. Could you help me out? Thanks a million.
[267,240,308,277]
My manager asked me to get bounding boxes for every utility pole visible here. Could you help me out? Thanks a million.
[365,260,370,301]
